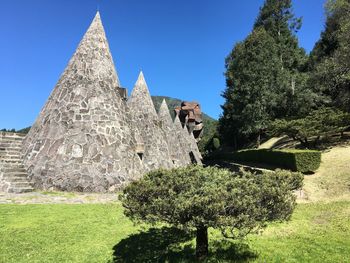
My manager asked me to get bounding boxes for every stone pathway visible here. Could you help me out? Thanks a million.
[0,191,119,204]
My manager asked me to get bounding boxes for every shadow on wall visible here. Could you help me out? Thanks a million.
[109,227,258,262]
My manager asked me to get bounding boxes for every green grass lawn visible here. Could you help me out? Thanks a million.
[1,201,349,262]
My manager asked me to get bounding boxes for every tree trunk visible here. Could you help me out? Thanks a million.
[256,132,261,148]
[314,136,320,147]
[196,226,208,260]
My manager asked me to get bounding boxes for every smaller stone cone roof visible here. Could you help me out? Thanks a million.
[188,131,203,164]
[158,100,190,167]
[173,115,192,165]
[181,124,202,165]
[128,72,174,171]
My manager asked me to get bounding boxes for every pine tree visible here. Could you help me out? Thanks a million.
[309,0,350,112]
[220,0,316,148]
[220,28,281,148]
[254,0,313,118]
[254,0,304,72]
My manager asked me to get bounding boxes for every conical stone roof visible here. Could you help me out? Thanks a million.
[173,115,193,164]
[181,123,202,165]
[158,100,190,167]
[187,130,203,164]
[128,72,174,171]
[22,12,143,192]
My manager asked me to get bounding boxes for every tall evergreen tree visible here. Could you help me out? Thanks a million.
[254,0,304,72]
[220,28,280,148]
[309,0,350,112]
[253,0,313,118]
[220,0,316,148]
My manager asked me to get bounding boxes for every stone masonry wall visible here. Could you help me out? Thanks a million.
[22,13,143,192]
[128,72,174,171]
[21,12,202,192]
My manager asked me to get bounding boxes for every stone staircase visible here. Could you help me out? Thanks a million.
[0,132,33,193]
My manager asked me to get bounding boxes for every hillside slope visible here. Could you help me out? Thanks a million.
[300,144,350,202]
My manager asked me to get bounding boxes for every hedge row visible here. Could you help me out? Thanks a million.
[210,149,321,173]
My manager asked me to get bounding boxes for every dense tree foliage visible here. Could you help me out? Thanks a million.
[309,0,350,112]
[220,0,317,149]
[220,28,279,148]
[120,165,303,259]
[270,107,350,147]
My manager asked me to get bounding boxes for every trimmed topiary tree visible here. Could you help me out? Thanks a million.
[119,166,303,260]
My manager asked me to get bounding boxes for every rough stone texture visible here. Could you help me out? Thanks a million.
[18,12,202,193]
[173,116,196,164]
[182,124,202,164]
[158,100,191,167]
[128,73,174,171]
[0,163,8,192]
[0,132,33,193]
[22,12,143,192]
[188,130,203,164]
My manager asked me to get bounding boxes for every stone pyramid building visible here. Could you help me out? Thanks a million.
[158,100,192,167]
[128,72,174,171]
[17,12,202,192]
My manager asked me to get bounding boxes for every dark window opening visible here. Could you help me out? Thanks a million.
[189,151,197,164]
[137,152,143,161]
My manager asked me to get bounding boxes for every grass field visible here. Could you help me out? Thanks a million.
[1,146,349,262]
[302,145,350,202]
[0,201,349,262]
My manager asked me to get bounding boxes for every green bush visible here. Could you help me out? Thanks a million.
[120,165,302,259]
[212,138,221,150]
[210,149,321,173]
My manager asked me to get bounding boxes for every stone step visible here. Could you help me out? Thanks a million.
[0,151,21,155]
[0,144,22,149]
[3,176,29,182]
[8,187,33,193]
[0,136,23,140]
[0,156,21,160]
[1,160,22,164]
[9,182,32,188]
[3,171,28,177]
[1,156,22,160]
[0,146,22,151]
[0,150,22,156]
[3,165,25,172]
[0,132,25,136]
[0,137,24,141]
[0,145,22,148]
[0,155,21,159]
[0,143,23,147]
[4,171,27,177]
[0,137,23,141]
[0,154,22,158]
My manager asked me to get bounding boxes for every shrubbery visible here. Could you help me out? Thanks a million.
[209,149,321,173]
[269,107,350,147]
[120,165,303,259]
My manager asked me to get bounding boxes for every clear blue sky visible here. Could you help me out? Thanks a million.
[0,0,325,129]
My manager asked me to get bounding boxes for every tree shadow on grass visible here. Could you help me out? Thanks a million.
[110,227,258,262]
